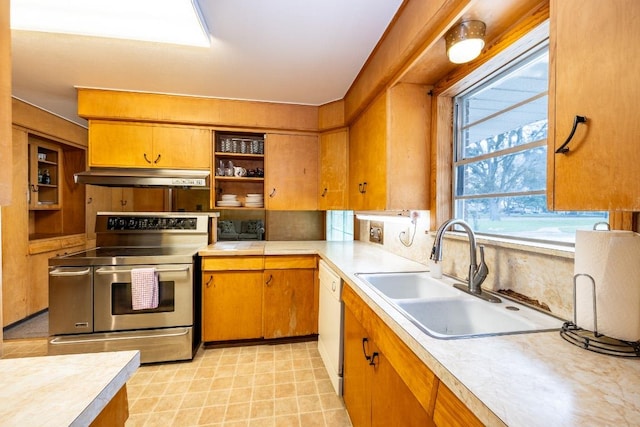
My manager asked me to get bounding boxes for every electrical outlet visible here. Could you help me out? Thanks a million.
[369,221,384,244]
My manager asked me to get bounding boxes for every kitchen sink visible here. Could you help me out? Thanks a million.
[356,272,564,339]
[355,272,463,300]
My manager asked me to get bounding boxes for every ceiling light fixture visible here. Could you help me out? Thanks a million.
[445,20,486,64]
[10,0,211,48]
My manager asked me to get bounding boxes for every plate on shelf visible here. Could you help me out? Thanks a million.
[217,201,242,207]
[221,194,238,201]
[243,202,264,208]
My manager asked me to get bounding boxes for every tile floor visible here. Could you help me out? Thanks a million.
[2,339,352,427]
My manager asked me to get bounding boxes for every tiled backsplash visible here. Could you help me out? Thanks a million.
[356,217,575,320]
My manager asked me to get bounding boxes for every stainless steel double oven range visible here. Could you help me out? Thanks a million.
[48,212,211,363]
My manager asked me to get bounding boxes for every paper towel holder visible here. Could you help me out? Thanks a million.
[560,273,640,358]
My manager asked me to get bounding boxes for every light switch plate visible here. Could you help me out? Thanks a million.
[369,221,384,244]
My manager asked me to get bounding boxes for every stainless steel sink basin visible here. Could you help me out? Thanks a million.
[356,272,564,339]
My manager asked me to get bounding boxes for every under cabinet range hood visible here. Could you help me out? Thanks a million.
[74,168,209,188]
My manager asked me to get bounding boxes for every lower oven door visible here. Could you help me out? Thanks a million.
[94,264,193,332]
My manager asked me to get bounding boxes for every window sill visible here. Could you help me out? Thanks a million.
[427,231,574,260]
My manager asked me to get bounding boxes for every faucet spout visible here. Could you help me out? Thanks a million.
[430,219,497,302]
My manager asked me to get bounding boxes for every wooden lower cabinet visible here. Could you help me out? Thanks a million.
[201,255,318,342]
[202,256,264,342]
[342,284,483,427]
[202,270,263,341]
[343,307,434,427]
[433,382,483,427]
[263,255,318,339]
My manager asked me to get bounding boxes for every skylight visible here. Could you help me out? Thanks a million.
[10,0,211,48]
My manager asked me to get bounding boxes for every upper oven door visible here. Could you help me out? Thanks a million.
[93,264,193,332]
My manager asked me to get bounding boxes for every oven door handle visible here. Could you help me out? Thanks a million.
[49,328,190,344]
[95,266,190,274]
[49,267,92,276]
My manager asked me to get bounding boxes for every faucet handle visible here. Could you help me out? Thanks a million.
[476,245,489,282]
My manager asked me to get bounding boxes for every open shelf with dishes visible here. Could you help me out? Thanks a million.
[213,131,265,209]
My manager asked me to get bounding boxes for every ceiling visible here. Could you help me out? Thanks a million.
[10,0,403,127]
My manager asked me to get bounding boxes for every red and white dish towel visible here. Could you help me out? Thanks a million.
[131,267,159,310]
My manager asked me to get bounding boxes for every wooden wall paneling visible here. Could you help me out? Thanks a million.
[430,96,453,231]
[1,129,30,326]
[77,88,319,132]
[344,0,464,123]
[12,99,87,148]
[0,0,11,206]
[61,148,86,235]
[318,100,346,131]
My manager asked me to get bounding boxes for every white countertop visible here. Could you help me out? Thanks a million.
[0,350,140,426]
[201,241,640,426]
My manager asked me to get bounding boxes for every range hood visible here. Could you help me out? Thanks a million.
[74,168,210,188]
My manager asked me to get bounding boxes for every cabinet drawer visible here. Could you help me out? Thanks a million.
[264,255,316,270]
[202,256,264,271]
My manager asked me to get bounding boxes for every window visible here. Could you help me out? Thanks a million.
[326,210,354,241]
[453,44,606,244]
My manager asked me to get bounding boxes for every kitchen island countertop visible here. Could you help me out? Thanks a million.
[200,240,640,426]
[0,350,140,426]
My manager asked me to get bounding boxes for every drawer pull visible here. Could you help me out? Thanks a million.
[555,115,587,154]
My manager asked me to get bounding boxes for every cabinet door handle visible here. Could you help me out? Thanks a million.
[321,188,328,197]
[30,184,39,193]
[205,275,213,287]
[154,154,161,164]
[143,153,153,164]
[265,274,273,286]
[362,337,372,361]
[369,352,379,367]
[87,197,93,204]
[555,115,587,154]
[269,188,276,198]
[121,200,127,207]
[358,182,368,194]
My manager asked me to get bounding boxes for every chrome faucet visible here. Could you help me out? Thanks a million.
[430,219,499,303]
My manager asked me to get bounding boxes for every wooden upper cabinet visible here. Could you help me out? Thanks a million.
[88,120,211,169]
[265,133,318,210]
[319,128,348,210]
[349,84,429,211]
[548,0,640,210]
[152,125,211,169]
[349,94,387,211]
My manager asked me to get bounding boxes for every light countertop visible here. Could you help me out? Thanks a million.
[0,350,140,426]
[200,241,640,426]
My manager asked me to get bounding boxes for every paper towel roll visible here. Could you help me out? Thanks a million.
[574,229,640,342]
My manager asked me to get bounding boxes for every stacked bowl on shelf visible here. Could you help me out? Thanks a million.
[244,193,264,208]
[217,194,241,207]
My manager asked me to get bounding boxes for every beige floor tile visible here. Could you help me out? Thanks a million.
[229,386,253,403]
[274,383,296,399]
[249,417,275,427]
[322,409,352,426]
[295,380,317,396]
[274,397,299,417]
[225,402,251,421]
[181,391,209,410]
[297,394,322,413]
[298,411,325,427]
[253,384,275,401]
[274,414,299,427]
[250,400,275,419]
[198,404,226,424]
